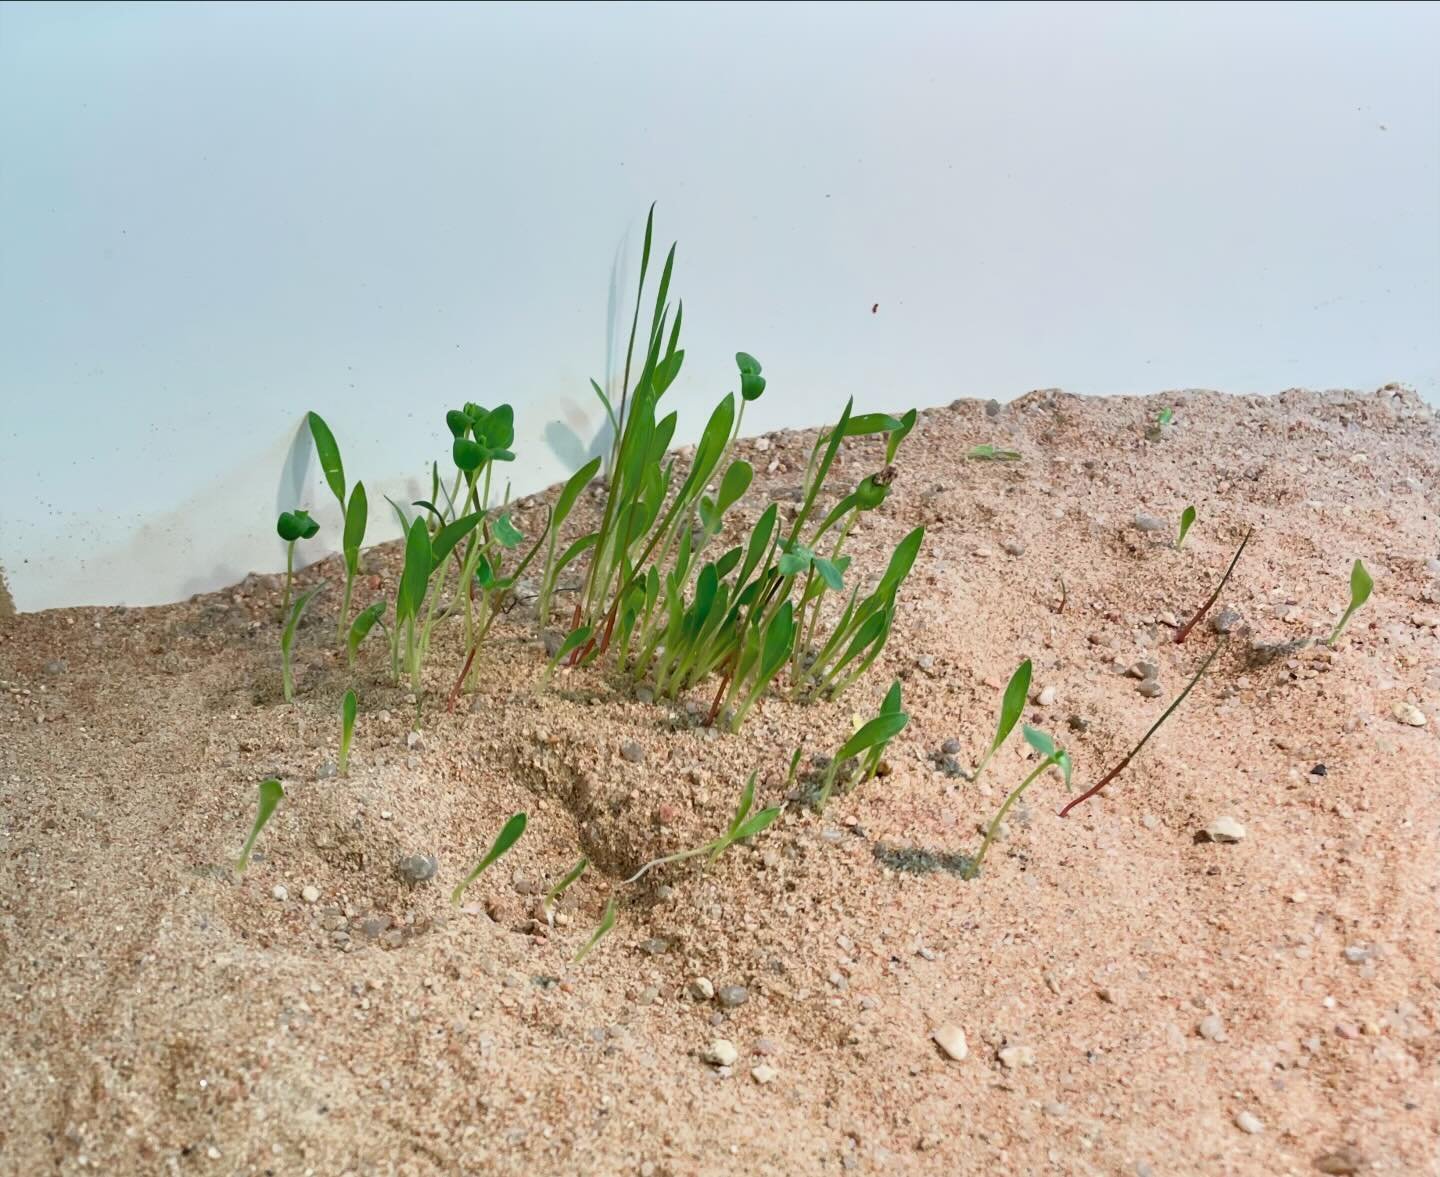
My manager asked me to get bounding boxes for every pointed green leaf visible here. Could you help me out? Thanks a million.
[236,777,284,871]
[307,412,345,506]
[451,812,528,904]
[837,710,908,761]
[494,513,524,549]
[573,896,618,963]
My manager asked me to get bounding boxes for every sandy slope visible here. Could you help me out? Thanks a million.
[2,387,1437,1177]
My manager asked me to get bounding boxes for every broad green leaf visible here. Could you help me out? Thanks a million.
[347,600,387,663]
[714,545,743,580]
[812,557,844,592]
[653,349,685,396]
[307,412,345,505]
[841,412,904,438]
[554,457,602,528]
[737,504,779,587]
[880,679,902,714]
[453,438,485,473]
[986,659,1032,759]
[236,777,284,872]
[1176,504,1196,550]
[1350,558,1374,609]
[446,408,470,437]
[431,512,483,565]
[480,404,515,451]
[343,483,368,569]
[837,710,908,760]
[966,444,1021,461]
[885,408,917,463]
[736,351,762,375]
[395,518,432,622]
[716,459,753,514]
[494,513,524,549]
[733,805,780,840]
[451,812,528,904]
[276,509,318,542]
[1022,724,1057,760]
[778,543,812,577]
[877,527,925,594]
[759,602,796,677]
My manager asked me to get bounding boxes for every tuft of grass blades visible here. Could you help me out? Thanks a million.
[625,771,780,883]
[281,581,326,703]
[338,689,357,775]
[573,896,618,963]
[972,659,1031,785]
[1175,505,1196,551]
[236,777,284,872]
[1059,639,1224,817]
[275,508,319,617]
[964,726,1070,879]
[1327,559,1373,645]
[451,813,528,905]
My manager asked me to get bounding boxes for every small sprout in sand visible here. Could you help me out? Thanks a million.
[815,683,908,811]
[543,856,588,921]
[346,601,388,668]
[338,689,357,775]
[236,777,284,872]
[964,725,1070,879]
[626,771,780,883]
[1158,407,1174,427]
[281,581,326,703]
[1326,559,1373,645]
[966,444,1021,462]
[275,509,319,615]
[1175,505,1196,551]
[785,744,804,788]
[540,625,593,688]
[573,896,618,963]
[1059,640,1224,818]
[451,812,528,905]
[972,659,1031,785]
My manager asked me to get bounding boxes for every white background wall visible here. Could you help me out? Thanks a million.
[2,1,1437,612]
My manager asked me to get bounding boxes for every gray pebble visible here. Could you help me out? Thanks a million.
[717,985,749,1010]
[316,760,338,779]
[398,854,438,884]
[1342,944,1372,964]
[1137,680,1163,698]
[42,658,67,675]
[984,399,1002,417]
[1002,540,1026,557]
[1211,608,1242,634]
[1126,661,1159,681]
[639,937,669,956]
[1133,513,1166,533]
[621,741,646,763]
[635,686,654,705]
[940,738,962,755]
[1197,1014,1227,1042]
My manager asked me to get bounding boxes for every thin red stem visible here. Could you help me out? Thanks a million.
[1173,528,1251,644]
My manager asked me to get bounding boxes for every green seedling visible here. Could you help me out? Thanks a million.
[625,771,780,883]
[1060,639,1224,817]
[1158,407,1174,426]
[451,812,528,905]
[346,601,388,667]
[338,689,357,775]
[1176,505,1196,551]
[536,457,601,628]
[306,412,368,641]
[544,856,588,918]
[966,444,1021,461]
[275,509,319,616]
[785,745,804,787]
[540,625,593,689]
[964,725,1070,879]
[814,685,909,811]
[1326,559,1373,645]
[280,581,326,702]
[573,896,617,963]
[972,659,1031,784]
[1173,528,1251,643]
[236,777,284,872]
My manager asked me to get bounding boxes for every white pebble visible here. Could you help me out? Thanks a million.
[933,1025,969,1061]
[997,1044,1035,1069]
[1202,816,1246,844]
[1037,686,1057,706]
[690,977,715,1001]
[1234,1110,1264,1135]
[271,885,288,901]
[1391,701,1427,727]
[751,1063,778,1084]
[704,1039,739,1068]
[302,885,320,904]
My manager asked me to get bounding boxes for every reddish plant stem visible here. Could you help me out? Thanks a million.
[1173,528,1251,644]
[1058,640,1224,817]
[704,670,731,727]
[447,644,478,714]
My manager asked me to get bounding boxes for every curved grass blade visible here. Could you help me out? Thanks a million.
[973,659,1031,783]
[281,581,327,702]
[338,689,357,774]
[451,812,528,904]
[307,412,345,506]
[236,778,284,872]
[573,896,618,963]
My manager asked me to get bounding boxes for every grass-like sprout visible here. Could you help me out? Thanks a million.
[966,444,1021,461]
[539,625,593,689]
[972,659,1031,785]
[305,412,368,642]
[1059,639,1224,817]
[275,509,319,616]
[280,581,326,703]
[338,688,357,775]
[963,725,1070,879]
[236,777,284,872]
[451,812,528,905]
[544,856,588,919]
[1158,407,1174,426]
[1326,559,1373,645]
[814,683,909,811]
[1175,505,1196,551]
[573,896,617,963]
[625,771,780,883]
[535,457,601,629]
[1173,528,1251,644]
[346,601,388,668]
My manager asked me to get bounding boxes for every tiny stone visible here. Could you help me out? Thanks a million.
[704,1039,739,1067]
[917,654,935,672]
[406,730,425,751]
[932,1025,969,1061]
[1133,513,1166,533]
[1036,686,1057,706]
[42,658,67,675]
[1126,661,1159,681]
[717,985,749,1010]
[941,738,962,755]
[1201,816,1246,844]
[1141,814,1160,831]
[1197,1014,1227,1042]
[985,399,1001,417]
[316,760,338,779]
[1137,680,1163,698]
[1342,945,1372,964]
[1067,715,1090,732]
[1002,540,1026,557]
[272,885,288,902]
[997,1044,1035,1069]
[690,977,715,1001]
[1313,1147,1366,1175]
[639,938,669,956]
[751,1063,778,1084]
[302,885,320,904]
[1391,701,1427,727]
[1234,1110,1264,1135]
[1211,608,1242,634]
[398,854,438,884]
[636,986,659,1006]
[1310,763,1327,776]
[621,741,646,763]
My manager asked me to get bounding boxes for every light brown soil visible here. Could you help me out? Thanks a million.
[3,388,1438,1177]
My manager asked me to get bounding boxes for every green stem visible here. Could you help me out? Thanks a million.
[966,759,1052,879]
[281,541,295,617]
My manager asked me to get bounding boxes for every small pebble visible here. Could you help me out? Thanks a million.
[1310,764,1327,777]
[1133,513,1166,533]
[690,977,715,1001]
[272,885,288,902]
[704,1039,739,1067]
[941,738,962,755]
[621,741,646,763]
[1234,1110,1264,1135]
[717,985,749,1010]
[406,730,425,752]
[1211,608,1242,634]
[1002,540,1026,557]
[302,885,320,904]
[1036,686,1056,706]
[751,1063,778,1084]
[997,1045,1035,1069]
[42,658,67,675]
[639,938,669,956]
[1342,945,1372,964]
[1201,816,1246,844]
[1313,1147,1366,1175]
[933,1025,969,1061]
[398,854,438,884]
[1197,1014,1227,1042]
[1137,680,1163,698]
[1391,701,1427,727]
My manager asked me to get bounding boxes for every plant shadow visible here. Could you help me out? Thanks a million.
[871,842,977,878]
